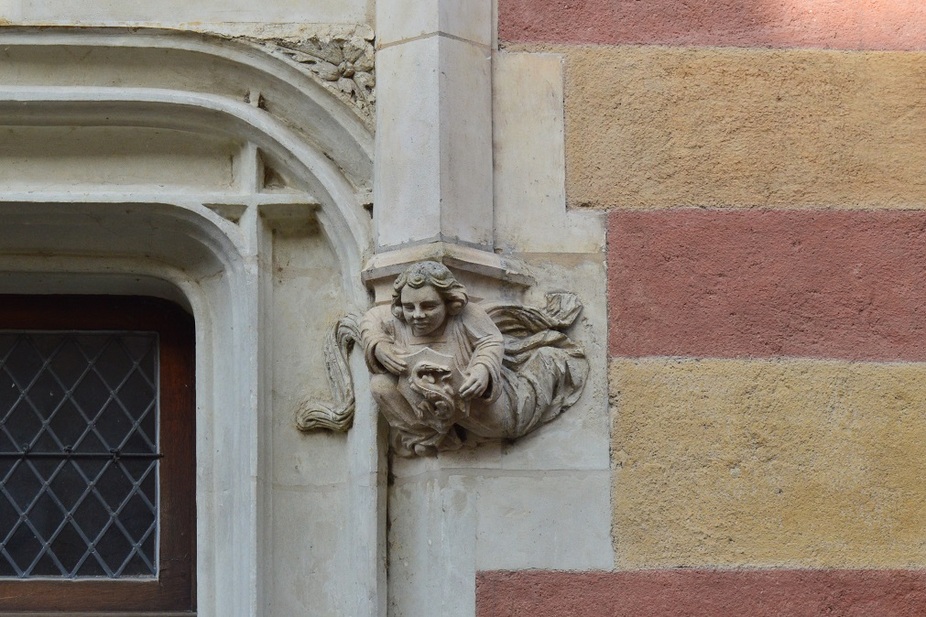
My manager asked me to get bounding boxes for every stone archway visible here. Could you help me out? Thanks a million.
[0,27,381,617]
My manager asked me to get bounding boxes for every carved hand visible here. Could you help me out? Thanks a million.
[375,342,407,374]
[460,364,490,400]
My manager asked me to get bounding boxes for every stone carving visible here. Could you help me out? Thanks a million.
[268,29,375,118]
[296,261,588,456]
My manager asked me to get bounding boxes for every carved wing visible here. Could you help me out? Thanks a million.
[482,292,583,336]
[294,313,361,432]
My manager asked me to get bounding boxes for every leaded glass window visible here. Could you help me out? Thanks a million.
[0,331,159,578]
[0,296,195,615]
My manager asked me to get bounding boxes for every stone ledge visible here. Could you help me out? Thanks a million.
[362,242,534,302]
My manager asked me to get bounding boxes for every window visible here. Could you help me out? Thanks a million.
[0,296,195,614]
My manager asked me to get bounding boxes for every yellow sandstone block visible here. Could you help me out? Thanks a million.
[543,45,926,209]
[611,358,926,568]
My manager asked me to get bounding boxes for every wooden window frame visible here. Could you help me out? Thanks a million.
[0,296,195,615]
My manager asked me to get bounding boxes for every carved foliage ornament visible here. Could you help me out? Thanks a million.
[296,261,589,457]
[268,29,375,117]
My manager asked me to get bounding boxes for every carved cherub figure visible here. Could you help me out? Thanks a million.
[361,261,589,456]
[296,260,589,457]
[360,261,505,455]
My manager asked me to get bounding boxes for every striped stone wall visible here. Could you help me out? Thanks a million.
[481,1,926,614]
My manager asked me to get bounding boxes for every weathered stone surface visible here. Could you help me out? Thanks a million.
[265,29,375,121]
[499,0,926,50]
[609,209,926,361]
[378,0,492,47]
[539,46,926,210]
[6,0,371,26]
[300,261,588,457]
[0,127,238,191]
[492,51,603,255]
[389,469,614,617]
[385,253,611,615]
[477,570,926,617]
[474,473,612,570]
[374,36,494,250]
[611,358,926,568]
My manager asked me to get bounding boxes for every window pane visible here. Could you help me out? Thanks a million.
[0,332,158,579]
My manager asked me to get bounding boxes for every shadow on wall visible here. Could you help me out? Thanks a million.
[498,0,926,50]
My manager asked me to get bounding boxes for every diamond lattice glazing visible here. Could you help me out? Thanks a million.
[0,332,158,578]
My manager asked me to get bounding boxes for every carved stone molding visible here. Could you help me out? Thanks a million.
[297,261,589,456]
[257,27,375,123]
[362,242,534,304]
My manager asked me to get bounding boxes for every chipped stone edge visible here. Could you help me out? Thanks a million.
[203,23,376,126]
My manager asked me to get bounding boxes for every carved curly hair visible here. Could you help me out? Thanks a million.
[391,261,469,321]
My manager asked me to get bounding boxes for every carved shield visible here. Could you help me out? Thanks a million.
[398,347,466,426]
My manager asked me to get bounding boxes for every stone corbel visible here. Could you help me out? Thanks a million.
[290,0,588,457]
[296,260,588,457]
[361,242,534,303]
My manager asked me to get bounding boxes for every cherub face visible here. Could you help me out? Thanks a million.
[401,284,448,337]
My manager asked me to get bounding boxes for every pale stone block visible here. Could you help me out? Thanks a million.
[435,440,504,468]
[377,0,493,47]
[0,46,245,99]
[268,226,386,617]
[474,472,614,570]
[271,230,351,488]
[0,0,21,21]
[493,52,604,254]
[0,126,238,192]
[439,37,493,246]
[374,39,442,247]
[19,0,370,26]
[496,256,610,471]
[344,363,388,617]
[388,473,477,617]
[612,358,926,569]
[374,36,492,250]
[388,470,613,612]
[268,487,352,617]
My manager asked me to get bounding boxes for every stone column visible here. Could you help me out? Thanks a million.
[374,0,494,251]
[367,6,613,617]
[368,0,531,302]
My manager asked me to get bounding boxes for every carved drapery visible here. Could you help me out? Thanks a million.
[297,261,589,456]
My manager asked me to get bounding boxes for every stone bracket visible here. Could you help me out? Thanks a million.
[361,242,534,304]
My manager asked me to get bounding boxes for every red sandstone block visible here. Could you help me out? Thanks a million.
[608,210,926,361]
[476,570,926,617]
[499,0,926,50]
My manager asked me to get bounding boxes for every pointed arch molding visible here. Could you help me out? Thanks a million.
[0,26,374,289]
[0,27,379,617]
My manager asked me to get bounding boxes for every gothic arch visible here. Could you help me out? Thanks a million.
[0,26,374,296]
[0,27,377,617]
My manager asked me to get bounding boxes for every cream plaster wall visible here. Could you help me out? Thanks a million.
[517,44,926,210]
[0,0,372,29]
[612,358,926,568]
